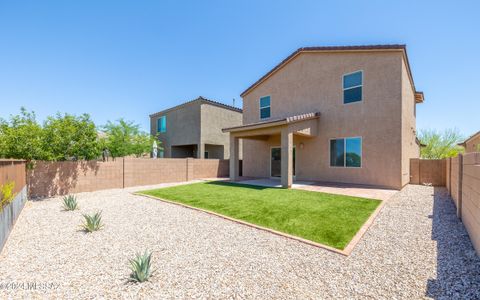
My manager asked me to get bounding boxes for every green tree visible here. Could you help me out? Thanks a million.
[101,119,158,158]
[42,113,101,160]
[0,108,46,160]
[419,128,464,159]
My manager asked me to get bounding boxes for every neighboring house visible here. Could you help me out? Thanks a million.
[459,131,480,153]
[150,96,242,159]
[224,45,424,189]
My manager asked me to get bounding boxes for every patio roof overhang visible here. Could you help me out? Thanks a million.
[226,112,320,188]
[222,112,320,139]
[414,91,424,103]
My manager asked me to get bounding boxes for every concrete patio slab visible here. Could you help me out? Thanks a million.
[235,178,398,201]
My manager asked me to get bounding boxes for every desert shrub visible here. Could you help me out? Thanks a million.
[0,181,16,211]
[419,128,464,159]
[63,195,78,211]
[81,211,104,232]
[129,251,153,283]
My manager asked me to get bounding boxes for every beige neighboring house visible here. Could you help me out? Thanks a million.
[224,45,424,189]
[150,96,242,159]
[459,131,480,153]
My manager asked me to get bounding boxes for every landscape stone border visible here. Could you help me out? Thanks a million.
[135,188,387,256]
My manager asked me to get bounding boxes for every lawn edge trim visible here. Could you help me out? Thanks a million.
[342,199,386,255]
[134,191,386,256]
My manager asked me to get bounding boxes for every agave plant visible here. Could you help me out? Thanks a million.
[62,195,78,211]
[129,251,153,283]
[81,211,104,232]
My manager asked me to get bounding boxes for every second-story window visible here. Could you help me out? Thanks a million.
[157,115,166,133]
[343,71,363,104]
[260,96,271,119]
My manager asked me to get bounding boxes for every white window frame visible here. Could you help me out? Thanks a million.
[259,95,271,120]
[328,136,362,168]
[342,70,363,105]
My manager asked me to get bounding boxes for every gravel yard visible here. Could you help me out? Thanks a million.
[0,183,479,299]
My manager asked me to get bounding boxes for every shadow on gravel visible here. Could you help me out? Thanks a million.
[426,187,480,299]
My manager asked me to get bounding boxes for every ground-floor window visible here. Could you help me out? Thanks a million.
[330,137,362,168]
[204,151,209,159]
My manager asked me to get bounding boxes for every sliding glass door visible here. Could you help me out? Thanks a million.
[270,147,295,177]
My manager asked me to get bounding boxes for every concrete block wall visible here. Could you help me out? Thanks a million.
[409,158,446,186]
[0,160,27,194]
[449,156,462,214]
[443,153,480,255]
[124,158,188,187]
[460,153,480,254]
[411,154,479,255]
[28,158,230,198]
[28,160,124,198]
[192,159,229,179]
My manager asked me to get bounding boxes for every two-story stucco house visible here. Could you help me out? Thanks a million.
[150,96,242,159]
[459,131,480,153]
[224,45,424,189]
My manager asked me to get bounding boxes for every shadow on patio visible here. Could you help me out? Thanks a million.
[232,177,398,201]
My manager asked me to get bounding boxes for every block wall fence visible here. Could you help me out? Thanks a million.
[445,153,480,255]
[28,158,229,198]
[411,153,480,255]
[409,158,446,186]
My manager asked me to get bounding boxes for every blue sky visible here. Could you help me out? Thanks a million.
[0,1,478,136]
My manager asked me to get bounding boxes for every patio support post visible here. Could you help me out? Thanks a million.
[229,135,239,181]
[198,143,205,159]
[281,128,293,188]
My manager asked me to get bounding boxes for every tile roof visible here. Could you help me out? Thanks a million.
[150,96,242,117]
[240,45,418,97]
[458,130,480,146]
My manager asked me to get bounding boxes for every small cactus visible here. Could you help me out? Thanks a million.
[62,195,78,211]
[81,211,104,232]
[129,251,153,283]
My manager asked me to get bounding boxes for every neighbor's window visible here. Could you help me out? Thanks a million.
[330,137,362,167]
[260,96,271,119]
[343,71,363,104]
[157,116,166,133]
[204,151,209,159]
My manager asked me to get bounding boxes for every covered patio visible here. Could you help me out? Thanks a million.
[223,112,320,188]
[232,177,398,201]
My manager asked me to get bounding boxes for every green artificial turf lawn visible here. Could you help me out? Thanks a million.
[140,182,381,250]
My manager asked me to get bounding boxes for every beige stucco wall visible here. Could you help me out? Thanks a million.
[401,58,420,187]
[150,101,242,158]
[150,101,202,158]
[200,104,243,159]
[242,51,415,189]
[465,134,480,153]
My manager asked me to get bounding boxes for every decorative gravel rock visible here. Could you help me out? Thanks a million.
[0,183,478,299]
